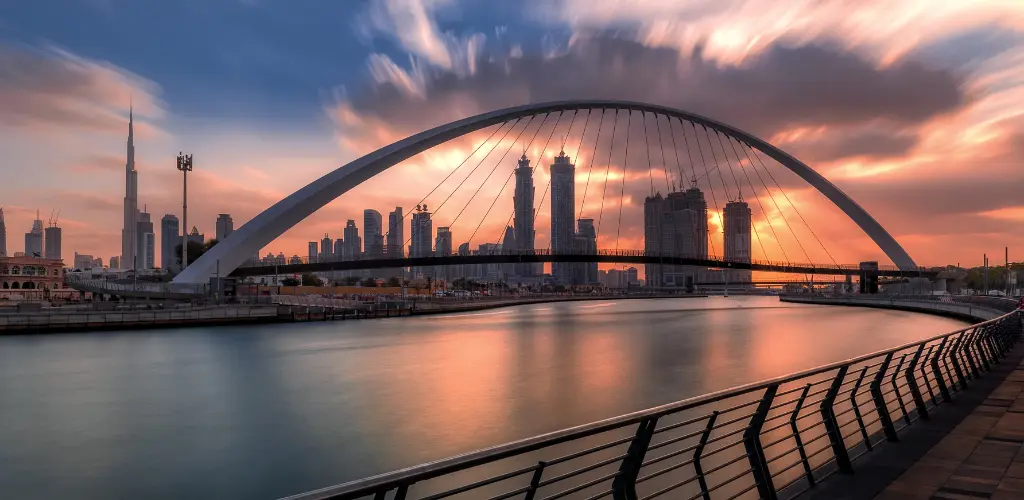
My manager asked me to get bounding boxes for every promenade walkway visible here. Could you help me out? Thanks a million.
[876,355,1024,499]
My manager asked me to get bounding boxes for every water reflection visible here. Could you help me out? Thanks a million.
[0,297,965,499]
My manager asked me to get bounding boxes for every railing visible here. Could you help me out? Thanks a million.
[65,274,206,296]
[283,310,1023,500]
[241,249,923,273]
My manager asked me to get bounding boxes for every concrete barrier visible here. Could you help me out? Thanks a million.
[780,295,1010,322]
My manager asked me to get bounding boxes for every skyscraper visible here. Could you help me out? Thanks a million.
[136,209,155,270]
[215,214,234,241]
[410,206,432,278]
[550,151,575,283]
[573,218,598,284]
[0,207,6,256]
[343,220,362,258]
[333,238,344,261]
[387,207,404,258]
[320,234,333,262]
[513,154,537,276]
[44,223,61,261]
[160,215,180,272]
[644,185,708,288]
[24,211,43,257]
[724,200,752,283]
[435,226,452,281]
[121,106,140,270]
[109,256,119,269]
[308,241,318,262]
[363,209,383,257]
[502,226,517,278]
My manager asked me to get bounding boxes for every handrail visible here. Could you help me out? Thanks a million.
[282,307,1023,500]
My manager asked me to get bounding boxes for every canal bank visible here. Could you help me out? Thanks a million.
[0,293,709,334]
[780,294,1018,322]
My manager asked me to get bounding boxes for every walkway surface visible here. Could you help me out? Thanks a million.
[877,356,1024,499]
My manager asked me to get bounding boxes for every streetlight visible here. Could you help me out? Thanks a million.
[177,152,193,270]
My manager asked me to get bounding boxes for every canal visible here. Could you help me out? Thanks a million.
[0,296,966,499]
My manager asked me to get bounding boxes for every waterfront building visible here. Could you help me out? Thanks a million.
[573,218,598,284]
[513,154,537,276]
[24,212,43,257]
[644,185,708,288]
[723,200,753,283]
[320,234,333,262]
[187,227,205,246]
[410,206,432,279]
[0,207,6,256]
[121,106,140,270]
[0,255,65,298]
[136,210,155,270]
[308,241,318,263]
[435,226,452,281]
[44,224,61,261]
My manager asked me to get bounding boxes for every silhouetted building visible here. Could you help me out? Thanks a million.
[723,200,752,283]
[307,241,318,263]
[364,209,383,256]
[121,107,139,272]
[435,226,452,281]
[320,234,333,262]
[410,206,432,278]
[136,210,155,270]
[160,214,179,272]
[24,212,43,257]
[644,185,708,288]
[573,218,598,284]
[44,224,61,261]
[187,227,205,246]
[0,207,6,256]
[550,151,575,283]
[513,154,537,276]
[215,214,234,241]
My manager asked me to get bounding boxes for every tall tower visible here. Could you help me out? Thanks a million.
[44,218,62,261]
[0,208,6,256]
[121,105,139,270]
[724,200,752,283]
[25,210,44,257]
[513,154,536,276]
[136,209,155,270]
[387,207,404,258]
[410,206,432,278]
[549,151,575,284]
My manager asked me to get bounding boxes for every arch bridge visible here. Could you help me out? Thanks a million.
[174,100,919,285]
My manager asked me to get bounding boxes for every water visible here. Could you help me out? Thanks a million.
[0,296,966,499]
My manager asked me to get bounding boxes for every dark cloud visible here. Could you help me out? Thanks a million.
[345,35,967,142]
[783,128,919,164]
[65,153,126,173]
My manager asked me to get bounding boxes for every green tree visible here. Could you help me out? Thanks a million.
[386,276,402,288]
[281,277,300,286]
[300,273,323,286]
[361,277,378,287]
[342,276,360,286]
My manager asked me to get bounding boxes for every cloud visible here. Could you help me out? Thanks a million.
[364,0,486,77]
[0,44,165,134]
[64,153,126,174]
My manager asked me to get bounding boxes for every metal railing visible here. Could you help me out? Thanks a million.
[64,274,207,297]
[283,310,1023,500]
[241,249,928,275]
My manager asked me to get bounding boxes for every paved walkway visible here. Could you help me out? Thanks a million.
[876,357,1024,499]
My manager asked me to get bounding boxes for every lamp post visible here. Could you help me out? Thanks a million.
[177,152,193,271]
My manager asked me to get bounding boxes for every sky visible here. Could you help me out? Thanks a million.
[0,0,1022,269]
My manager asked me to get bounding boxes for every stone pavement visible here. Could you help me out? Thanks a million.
[876,356,1024,499]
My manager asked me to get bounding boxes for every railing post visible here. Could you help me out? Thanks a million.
[906,344,930,421]
[524,461,546,500]
[890,354,911,425]
[870,353,899,442]
[821,367,854,473]
[962,328,982,380]
[948,334,968,390]
[919,345,939,404]
[930,338,952,403]
[984,329,1002,362]
[790,384,815,485]
[849,366,872,450]
[694,412,718,500]
[612,417,658,500]
[974,326,993,372]
[745,384,779,500]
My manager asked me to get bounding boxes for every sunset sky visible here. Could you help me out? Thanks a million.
[1,0,1022,269]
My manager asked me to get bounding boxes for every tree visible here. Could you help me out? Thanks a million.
[361,277,378,287]
[386,276,402,288]
[300,273,323,287]
[342,276,360,286]
[281,277,300,286]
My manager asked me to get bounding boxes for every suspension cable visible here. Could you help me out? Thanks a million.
[699,125,733,203]
[469,113,551,245]
[384,120,509,242]
[715,130,770,264]
[614,110,632,254]
[578,108,607,218]
[723,133,789,265]
[669,117,706,258]
[534,110,579,225]
[447,116,536,235]
[745,143,839,267]
[737,139,806,264]
[494,111,565,247]
[546,109,593,252]
[684,118,721,258]
[643,112,656,196]
[654,114,672,192]
[595,109,620,240]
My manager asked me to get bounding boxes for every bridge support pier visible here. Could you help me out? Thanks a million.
[859,261,879,294]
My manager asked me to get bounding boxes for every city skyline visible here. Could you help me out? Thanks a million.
[1,2,1022,269]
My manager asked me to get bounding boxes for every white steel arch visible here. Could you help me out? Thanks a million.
[173,100,916,284]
